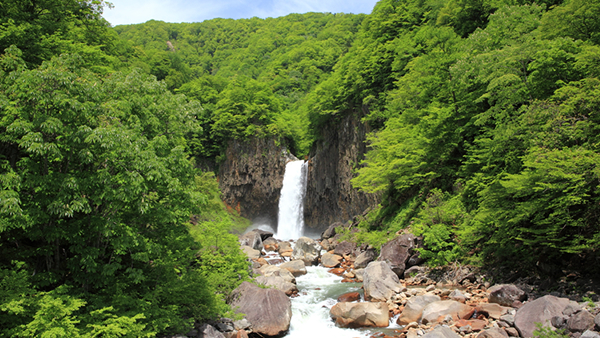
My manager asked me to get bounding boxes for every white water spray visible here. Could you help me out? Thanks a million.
[276,160,308,240]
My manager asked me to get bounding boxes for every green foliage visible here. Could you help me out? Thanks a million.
[532,322,569,338]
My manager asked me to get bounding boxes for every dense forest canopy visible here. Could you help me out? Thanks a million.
[1,0,600,336]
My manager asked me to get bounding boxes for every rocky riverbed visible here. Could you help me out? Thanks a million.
[187,227,600,338]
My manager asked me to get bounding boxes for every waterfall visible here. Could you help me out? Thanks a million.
[276,160,308,240]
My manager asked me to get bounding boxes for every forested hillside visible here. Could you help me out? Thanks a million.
[1,0,600,336]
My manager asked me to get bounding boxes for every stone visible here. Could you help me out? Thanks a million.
[334,241,357,257]
[321,252,343,268]
[568,310,595,332]
[322,222,342,240]
[354,249,377,269]
[377,234,416,278]
[254,275,298,296]
[278,241,292,254]
[229,281,292,337]
[236,330,249,338]
[330,302,389,328]
[407,252,424,267]
[499,314,515,326]
[450,289,467,303]
[337,292,361,302]
[279,260,307,277]
[421,300,473,324]
[488,284,526,307]
[239,230,264,251]
[514,295,571,338]
[421,326,461,338]
[354,268,365,282]
[581,331,600,338]
[476,328,509,338]
[505,328,519,337]
[241,245,261,260]
[198,323,226,338]
[397,294,441,325]
[258,265,296,284]
[595,313,600,328]
[262,237,278,252]
[363,261,403,302]
[404,265,427,279]
[233,319,251,331]
[563,301,583,316]
[475,303,512,320]
[292,237,322,266]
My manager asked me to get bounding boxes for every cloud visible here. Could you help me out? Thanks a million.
[102,0,379,26]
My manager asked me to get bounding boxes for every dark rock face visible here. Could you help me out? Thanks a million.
[229,281,292,337]
[219,137,295,228]
[378,233,416,277]
[304,110,380,231]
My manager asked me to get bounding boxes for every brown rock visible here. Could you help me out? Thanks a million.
[421,300,473,324]
[334,241,357,257]
[488,284,526,307]
[321,252,343,268]
[567,310,595,332]
[236,330,249,338]
[397,294,441,325]
[377,234,416,277]
[476,328,509,338]
[329,268,346,275]
[363,261,403,302]
[229,282,292,336]
[338,292,361,302]
[330,302,389,328]
[514,295,571,338]
[279,260,307,277]
[475,303,511,320]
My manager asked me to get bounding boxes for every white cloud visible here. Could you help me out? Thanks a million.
[102,0,379,26]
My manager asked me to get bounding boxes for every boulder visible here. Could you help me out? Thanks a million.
[321,252,343,268]
[421,300,473,324]
[259,265,296,284]
[333,241,357,257]
[377,234,416,277]
[254,229,274,241]
[404,265,427,279]
[198,323,226,338]
[229,281,292,337]
[337,292,361,302]
[363,261,403,302]
[407,252,424,267]
[450,289,468,303]
[239,230,264,251]
[278,241,292,254]
[322,222,342,240]
[476,328,509,338]
[581,331,600,338]
[422,326,461,338]
[254,275,298,296]
[397,293,441,325]
[475,303,511,320]
[354,249,377,269]
[330,302,389,328]
[241,246,261,260]
[488,284,526,306]
[354,268,365,282]
[595,312,600,328]
[292,237,322,266]
[262,237,279,252]
[567,310,595,332]
[514,295,571,338]
[279,260,307,277]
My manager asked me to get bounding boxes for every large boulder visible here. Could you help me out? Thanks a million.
[330,302,389,328]
[421,300,473,324]
[241,246,261,260]
[422,326,461,338]
[488,284,526,306]
[292,237,322,266]
[262,237,279,252]
[279,260,307,277]
[363,261,403,302]
[254,275,298,296]
[514,295,571,338]
[333,241,357,257]
[229,282,292,337]
[239,230,264,251]
[258,265,296,284]
[377,234,416,277]
[397,293,441,325]
[321,252,343,268]
[354,249,377,269]
[567,310,595,332]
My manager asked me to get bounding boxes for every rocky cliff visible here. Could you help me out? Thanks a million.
[304,109,379,233]
[218,137,295,228]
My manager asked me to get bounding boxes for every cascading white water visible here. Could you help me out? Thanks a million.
[276,160,308,240]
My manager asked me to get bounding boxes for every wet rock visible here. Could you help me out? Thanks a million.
[241,246,261,260]
[229,282,292,337]
[279,260,307,277]
[422,325,461,338]
[321,252,343,268]
[337,292,361,303]
[255,275,298,296]
[363,261,403,302]
[568,310,596,332]
[262,237,278,252]
[334,241,357,257]
[354,249,377,269]
[514,295,571,338]
[198,323,226,338]
[239,230,264,251]
[488,284,526,307]
[397,294,441,325]
[377,234,416,278]
[292,237,322,266]
[330,302,389,328]
[476,328,509,338]
[421,300,473,324]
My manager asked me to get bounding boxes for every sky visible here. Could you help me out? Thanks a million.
[102,0,381,26]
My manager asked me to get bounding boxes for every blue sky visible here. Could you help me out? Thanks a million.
[102,0,381,26]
